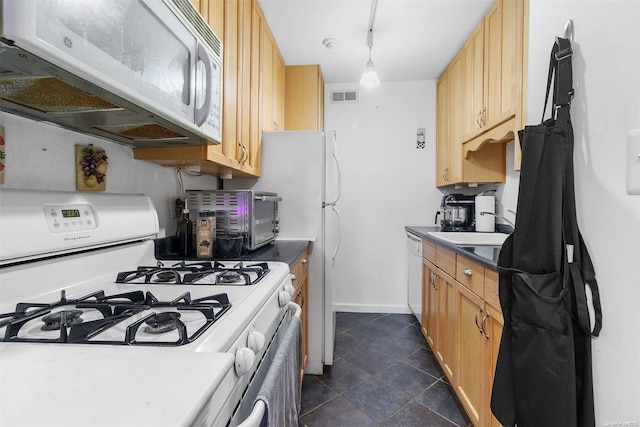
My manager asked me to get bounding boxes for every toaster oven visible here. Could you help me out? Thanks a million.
[187,190,281,251]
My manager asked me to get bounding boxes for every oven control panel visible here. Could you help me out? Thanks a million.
[43,203,97,233]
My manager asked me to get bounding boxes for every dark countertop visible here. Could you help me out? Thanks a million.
[238,240,310,265]
[154,236,309,266]
[405,226,505,270]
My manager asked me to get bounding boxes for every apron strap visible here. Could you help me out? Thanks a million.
[541,37,574,125]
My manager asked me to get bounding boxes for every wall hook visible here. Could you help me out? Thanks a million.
[563,19,574,40]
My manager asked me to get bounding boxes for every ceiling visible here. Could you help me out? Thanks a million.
[258,0,494,84]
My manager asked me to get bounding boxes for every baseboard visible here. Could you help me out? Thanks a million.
[333,303,413,314]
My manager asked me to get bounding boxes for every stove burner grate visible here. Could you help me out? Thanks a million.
[115,261,270,286]
[0,290,231,346]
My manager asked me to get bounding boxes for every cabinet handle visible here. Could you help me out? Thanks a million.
[238,142,248,165]
[481,108,487,126]
[237,141,246,164]
[463,268,473,276]
[474,308,484,332]
[297,290,305,308]
[481,313,490,339]
[290,273,297,281]
[476,111,483,127]
[302,258,308,264]
[431,272,437,290]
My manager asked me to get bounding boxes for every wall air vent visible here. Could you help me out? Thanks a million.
[330,89,358,104]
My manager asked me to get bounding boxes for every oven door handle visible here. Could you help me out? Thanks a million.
[288,301,301,319]
[237,401,265,427]
[236,302,301,427]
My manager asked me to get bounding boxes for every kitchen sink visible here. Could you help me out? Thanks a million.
[427,231,509,246]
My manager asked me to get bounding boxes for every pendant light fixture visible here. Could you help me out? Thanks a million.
[360,0,379,89]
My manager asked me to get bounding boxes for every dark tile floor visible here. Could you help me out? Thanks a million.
[299,312,471,427]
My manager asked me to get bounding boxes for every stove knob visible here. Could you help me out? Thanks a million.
[284,283,295,296]
[278,290,291,307]
[235,346,256,376]
[247,330,265,353]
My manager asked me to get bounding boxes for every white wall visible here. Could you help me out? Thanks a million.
[325,81,443,313]
[499,1,640,423]
[0,112,219,235]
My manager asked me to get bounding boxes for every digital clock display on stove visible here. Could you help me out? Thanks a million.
[61,209,81,218]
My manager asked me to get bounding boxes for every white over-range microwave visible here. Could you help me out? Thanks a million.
[0,0,222,148]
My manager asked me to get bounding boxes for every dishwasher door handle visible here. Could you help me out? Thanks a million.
[407,232,422,244]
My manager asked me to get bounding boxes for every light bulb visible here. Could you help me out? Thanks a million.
[360,58,380,89]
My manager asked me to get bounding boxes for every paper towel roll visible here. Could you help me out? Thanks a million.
[475,195,495,232]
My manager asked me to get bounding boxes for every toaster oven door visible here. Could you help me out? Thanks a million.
[249,195,281,250]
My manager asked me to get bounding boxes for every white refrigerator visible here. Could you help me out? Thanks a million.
[224,130,341,374]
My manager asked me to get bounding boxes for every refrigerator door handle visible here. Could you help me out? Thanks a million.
[326,132,342,206]
[331,205,341,266]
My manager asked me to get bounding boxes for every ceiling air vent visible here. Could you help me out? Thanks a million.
[330,89,358,104]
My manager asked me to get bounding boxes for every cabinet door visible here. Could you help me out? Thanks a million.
[484,303,504,427]
[455,282,485,427]
[435,72,449,186]
[236,0,252,167]
[293,277,308,377]
[222,0,239,162]
[440,270,456,381]
[422,259,438,349]
[247,0,262,172]
[273,50,285,131]
[484,0,518,129]
[447,51,464,184]
[260,22,285,133]
[291,250,309,379]
[285,65,324,131]
[261,26,275,132]
[463,20,485,142]
[423,259,456,382]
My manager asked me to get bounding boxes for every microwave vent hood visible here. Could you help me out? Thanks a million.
[0,0,222,149]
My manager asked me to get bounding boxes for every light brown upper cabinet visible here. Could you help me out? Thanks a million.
[261,24,285,133]
[436,0,527,187]
[436,50,506,187]
[285,65,325,131]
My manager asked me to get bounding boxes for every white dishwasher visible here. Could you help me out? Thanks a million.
[406,231,423,324]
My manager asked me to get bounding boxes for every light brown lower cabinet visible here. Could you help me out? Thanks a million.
[289,247,309,379]
[421,239,503,427]
[422,259,456,380]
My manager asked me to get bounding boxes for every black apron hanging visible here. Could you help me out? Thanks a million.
[490,38,603,427]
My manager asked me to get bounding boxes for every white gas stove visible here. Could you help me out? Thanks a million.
[0,189,297,427]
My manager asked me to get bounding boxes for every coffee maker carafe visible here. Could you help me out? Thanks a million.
[437,194,475,231]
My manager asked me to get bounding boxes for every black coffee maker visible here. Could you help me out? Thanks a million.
[436,194,475,231]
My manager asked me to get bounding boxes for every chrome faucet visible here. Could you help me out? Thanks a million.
[479,211,515,228]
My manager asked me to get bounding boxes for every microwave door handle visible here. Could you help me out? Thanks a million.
[195,43,212,127]
[254,195,283,203]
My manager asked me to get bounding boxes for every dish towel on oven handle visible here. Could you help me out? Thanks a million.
[256,309,302,427]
